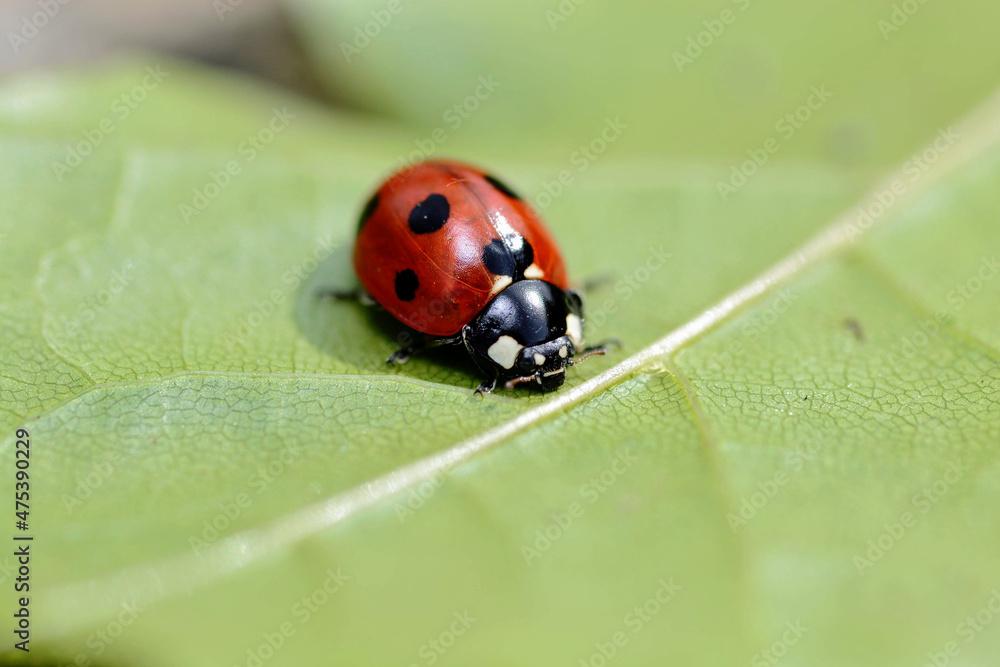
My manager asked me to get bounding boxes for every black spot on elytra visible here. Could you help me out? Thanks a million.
[484,174,522,200]
[358,192,380,230]
[482,238,534,278]
[482,239,514,276]
[408,194,450,234]
[520,239,534,270]
[395,269,419,301]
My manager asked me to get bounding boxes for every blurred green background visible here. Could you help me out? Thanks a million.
[3,0,1000,665]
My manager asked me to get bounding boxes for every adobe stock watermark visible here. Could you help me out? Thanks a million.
[391,75,502,173]
[587,246,671,331]
[179,107,296,222]
[51,67,169,182]
[189,444,302,555]
[212,0,255,21]
[395,470,447,523]
[922,589,1000,667]
[673,0,754,73]
[405,611,477,667]
[853,458,967,575]
[726,398,846,533]
[7,0,71,54]
[224,235,339,351]
[545,0,589,30]
[886,254,1000,364]
[61,452,123,514]
[877,0,932,41]
[339,0,414,62]
[531,116,628,211]
[0,555,16,587]
[522,447,637,565]
[844,127,959,243]
[705,287,800,379]
[578,578,681,667]
[213,0,238,21]
[750,620,809,667]
[233,567,350,667]
[54,600,144,667]
[717,85,833,200]
[726,468,792,534]
[47,260,135,344]
[734,287,798,343]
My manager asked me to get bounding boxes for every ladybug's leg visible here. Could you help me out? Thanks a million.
[316,286,375,306]
[474,376,498,396]
[386,334,462,366]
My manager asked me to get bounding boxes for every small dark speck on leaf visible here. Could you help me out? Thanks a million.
[843,317,866,343]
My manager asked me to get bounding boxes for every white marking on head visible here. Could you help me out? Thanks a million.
[543,368,565,377]
[487,335,522,369]
[533,353,546,366]
[558,345,568,358]
[566,314,583,348]
[524,263,545,279]
[490,275,513,295]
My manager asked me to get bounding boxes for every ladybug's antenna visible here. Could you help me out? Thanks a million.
[568,348,607,367]
[567,339,622,367]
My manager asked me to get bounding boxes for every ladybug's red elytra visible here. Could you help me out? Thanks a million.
[330,159,614,394]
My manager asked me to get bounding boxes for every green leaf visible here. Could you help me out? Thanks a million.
[4,56,1000,667]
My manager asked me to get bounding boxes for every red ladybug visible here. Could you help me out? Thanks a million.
[335,159,613,394]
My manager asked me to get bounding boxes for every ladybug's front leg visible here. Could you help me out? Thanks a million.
[386,334,462,366]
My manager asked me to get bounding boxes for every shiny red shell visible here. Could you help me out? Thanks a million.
[353,160,569,336]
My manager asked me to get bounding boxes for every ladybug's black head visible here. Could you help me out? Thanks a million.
[462,280,584,392]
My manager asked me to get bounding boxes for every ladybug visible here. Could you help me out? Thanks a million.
[331,159,614,394]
